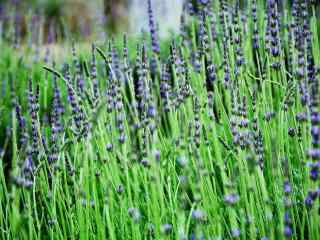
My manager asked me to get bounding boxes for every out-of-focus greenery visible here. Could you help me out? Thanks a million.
[37,0,64,19]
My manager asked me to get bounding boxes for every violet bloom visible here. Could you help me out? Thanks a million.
[64,64,84,133]
[161,223,172,235]
[224,193,240,205]
[14,99,28,147]
[205,57,216,92]
[147,0,160,54]
[222,39,230,87]
[283,180,293,238]
[267,0,281,69]
[252,0,259,49]
[27,78,39,158]
[91,43,99,104]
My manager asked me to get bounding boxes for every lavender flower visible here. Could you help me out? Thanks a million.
[205,56,216,92]
[14,99,28,147]
[191,209,206,221]
[198,12,209,56]
[252,0,259,49]
[180,12,189,47]
[161,223,172,235]
[210,11,217,44]
[224,193,240,205]
[193,97,201,148]
[232,1,244,77]
[64,64,85,135]
[147,0,160,54]
[283,180,293,238]
[27,78,39,158]
[49,66,64,164]
[91,43,99,104]
[72,41,84,93]
[223,39,230,86]
[267,0,281,69]
[231,228,241,238]
[160,63,171,112]
[128,207,141,223]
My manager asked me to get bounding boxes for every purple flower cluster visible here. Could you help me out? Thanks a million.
[252,94,264,168]
[91,43,99,105]
[49,64,64,164]
[252,0,259,50]
[267,0,281,69]
[147,0,160,55]
[64,64,87,136]
[27,77,40,158]
[14,99,28,147]
[283,180,293,238]
[232,2,244,78]
[72,42,84,93]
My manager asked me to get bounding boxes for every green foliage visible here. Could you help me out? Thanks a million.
[0,1,320,240]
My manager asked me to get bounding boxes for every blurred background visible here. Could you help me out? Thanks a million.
[1,0,318,47]
[0,0,183,46]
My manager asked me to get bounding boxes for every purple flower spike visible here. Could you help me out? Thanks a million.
[147,0,160,54]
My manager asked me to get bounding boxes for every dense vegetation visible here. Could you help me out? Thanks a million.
[1,0,320,239]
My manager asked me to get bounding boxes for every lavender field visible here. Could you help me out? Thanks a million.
[1,0,320,239]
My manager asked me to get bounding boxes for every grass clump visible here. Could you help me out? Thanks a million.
[1,0,320,239]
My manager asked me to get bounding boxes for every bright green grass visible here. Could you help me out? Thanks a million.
[0,1,320,240]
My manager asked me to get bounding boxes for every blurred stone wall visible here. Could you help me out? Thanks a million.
[0,0,183,43]
[101,0,183,37]
[129,0,183,37]
[74,0,183,37]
